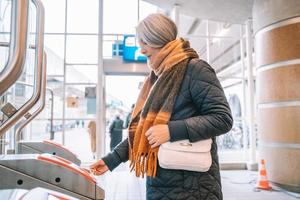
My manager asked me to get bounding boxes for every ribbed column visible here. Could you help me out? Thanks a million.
[253,0,300,193]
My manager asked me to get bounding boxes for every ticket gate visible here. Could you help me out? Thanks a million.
[17,140,81,166]
[0,189,27,200]
[0,154,104,200]
[0,187,79,200]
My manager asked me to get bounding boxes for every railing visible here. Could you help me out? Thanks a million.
[0,0,29,95]
[14,78,55,139]
[0,0,45,135]
[15,52,47,152]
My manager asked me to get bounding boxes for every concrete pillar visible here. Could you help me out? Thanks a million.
[253,0,300,192]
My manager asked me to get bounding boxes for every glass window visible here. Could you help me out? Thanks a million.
[187,37,207,61]
[67,0,98,33]
[0,34,10,73]
[193,21,207,36]
[29,120,51,140]
[44,35,65,76]
[66,35,98,64]
[209,37,240,70]
[66,65,98,84]
[28,1,37,34]
[0,0,12,33]
[65,84,97,119]
[10,47,36,107]
[0,0,11,72]
[29,120,63,143]
[41,0,66,33]
[15,84,26,96]
[208,21,239,37]
[103,40,114,58]
[103,35,125,58]
[218,80,246,162]
[46,77,64,119]
[0,44,36,125]
[103,0,138,34]
[106,75,145,108]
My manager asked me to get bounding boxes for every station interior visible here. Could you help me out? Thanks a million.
[0,0,300,199]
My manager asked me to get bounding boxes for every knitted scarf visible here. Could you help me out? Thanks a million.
[128,38,199,177]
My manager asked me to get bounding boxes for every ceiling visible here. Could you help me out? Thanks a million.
[142,0,254,76]
[105,0,254,78]
[144,0,254,24]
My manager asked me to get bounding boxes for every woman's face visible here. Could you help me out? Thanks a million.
[138,39,161,70]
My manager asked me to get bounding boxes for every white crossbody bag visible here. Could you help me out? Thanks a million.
[158,138,212,172]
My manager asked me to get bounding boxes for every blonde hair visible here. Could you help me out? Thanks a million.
[136,13,177,48]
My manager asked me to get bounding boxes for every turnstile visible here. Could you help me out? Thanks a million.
[0,187,78,200]
[0,154,104,200]
[17,140,81,165]
[0,188,27,200]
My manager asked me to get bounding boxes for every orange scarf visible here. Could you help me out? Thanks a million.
[128,38,199,177]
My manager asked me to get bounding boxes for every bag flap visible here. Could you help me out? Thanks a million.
[160,139,212,153]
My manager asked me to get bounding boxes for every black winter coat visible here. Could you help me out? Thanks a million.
[103,59,233,200]
[109,118,124,150]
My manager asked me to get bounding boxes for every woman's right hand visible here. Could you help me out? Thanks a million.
[90,159,109,176]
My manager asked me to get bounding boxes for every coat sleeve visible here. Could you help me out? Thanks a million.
[102,139,129,171]
[169,60,233,142]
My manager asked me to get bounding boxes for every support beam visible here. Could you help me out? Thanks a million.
[187,18,201,35]
[245,19,256,169]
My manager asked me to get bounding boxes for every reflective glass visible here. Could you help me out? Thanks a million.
[44,35,65,75]
[66,35,98,64]
[187,38,207,61]
[29,120,63,144]
[41,0,66,33]
[46,77,64,119]
[67,0,98,33]
[103,40,114,58]
[0,34,10,73]
[65,84,97,119]
[103,35,119,58]
[209,37,240,71]
[0,0,11,72]
[219,77,247,162]
[208,21,241,38]
[66,65,97,84]
[103,0,138,34]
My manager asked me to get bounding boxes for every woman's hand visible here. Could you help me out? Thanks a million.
[145,124,170,148]
[89,159,109,176]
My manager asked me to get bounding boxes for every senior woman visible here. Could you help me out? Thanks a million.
[90,13,232,200]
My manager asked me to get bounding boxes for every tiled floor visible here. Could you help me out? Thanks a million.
[95,168,300,200]
[221,170,299,200]
[97,164,146,200]
[60,128,299,200]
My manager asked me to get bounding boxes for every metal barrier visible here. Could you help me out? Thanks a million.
[0,0,45,135]
[15,53,47,152]
[0,0,29,95]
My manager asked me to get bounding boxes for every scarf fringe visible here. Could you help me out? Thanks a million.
[146,150,158,177]
[129,149,158,178]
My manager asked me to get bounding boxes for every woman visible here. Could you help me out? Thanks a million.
[90,13,232,200]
